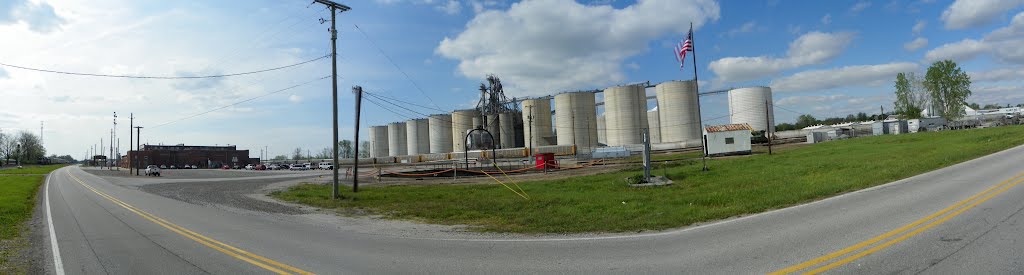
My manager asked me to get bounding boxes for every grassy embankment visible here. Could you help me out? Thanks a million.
[272,126,1024,233]
[0,164,65,272]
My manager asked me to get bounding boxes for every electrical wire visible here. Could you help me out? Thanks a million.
[149,75,330,129]
[0,55,328,79]
[365,90,447,112]
[353,24,443,111]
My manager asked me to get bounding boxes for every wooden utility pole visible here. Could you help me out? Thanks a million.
[312,0,351,198]
[766,100,772,155]
[352,86,363,194]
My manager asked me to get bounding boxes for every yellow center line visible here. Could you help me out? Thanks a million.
[64,171,315,275]
[770,172,1024,275]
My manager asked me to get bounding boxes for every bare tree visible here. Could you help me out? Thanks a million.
[315,147,332,159]
[359,141,370,158]
[291,147,303,160]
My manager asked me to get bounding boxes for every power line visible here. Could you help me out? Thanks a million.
[364,90,446,112]
[0,55,328,79]
[353,24,443,111]
[149,76,329,129]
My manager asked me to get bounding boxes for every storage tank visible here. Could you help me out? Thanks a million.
[647,110,661,143]
[451,109,480,152]
[728,86,775,134]
[405,118,429,155]
[554,92,599,148]
[603,84,649,146]
[428,114,453,153]
[368,126,389,158]
[497,112,516,149]
[656,80,702,143]
[521,98,554,148]
[387,122,407,156]
[596,115,606,145]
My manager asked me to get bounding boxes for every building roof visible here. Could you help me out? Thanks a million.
[705,123,753,133]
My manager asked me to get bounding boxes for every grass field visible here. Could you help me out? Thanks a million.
[0,164,67,175]
[0,176,46,239]
[273,126,1024,233]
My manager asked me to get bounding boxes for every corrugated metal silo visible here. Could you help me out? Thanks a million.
[405,118,429,155]
[451,109,480,152]
[387,122,407,156]
[554,92,599,148]
[656,80,701,143]
[603,84,649,146]
[368,126,389,158]
[728,86,775,134]
[596,115,606,145]
[521,98,554,148]
[647,110,661,143]
[428,114,453,154]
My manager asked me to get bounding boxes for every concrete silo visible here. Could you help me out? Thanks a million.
[451,109,480,152]
[405,118,429,155]
[596,115,606,145]
[554,92,598,148]
[647,109,661,143]
[497,112,516,149]
[603,84,649,146]
[428,114,453,154]
[656,80,701,143]
[728,86,775,134]
[521,98,554,148]
[387,122,407,156]
[368,126,389,158]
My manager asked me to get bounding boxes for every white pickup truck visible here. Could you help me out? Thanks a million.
[145,165,161,176]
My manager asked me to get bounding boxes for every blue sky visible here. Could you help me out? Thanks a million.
[2,0,1023,158]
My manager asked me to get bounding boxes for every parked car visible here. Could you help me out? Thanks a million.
[318,162,334,170]
[159,165,167,169]
[182,165,191,169]
[255,164,267,170]
[170,165,177,169]
[145,165,161,176]
[289,164,309,171]
[191,165,198,169]
[303,163,313,170]
[221,165,230,170]
[268,164,281,170]
[278,164,290,170]
[232,165,241,169]
[244,164,255,170]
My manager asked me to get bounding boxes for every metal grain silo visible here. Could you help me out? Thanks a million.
[368,126,389,158]
[656,80,701,143]
[554,92,599,148]
[428,114,453,153]
[451,109,480,152]
[521,98,554,148]
[405,118,429,155]
[728,86,775,134]
[647,109,661,143]
[387,122,407,156]
[497,112,516,149]
[603,84,649,146]
[596,115,606,145]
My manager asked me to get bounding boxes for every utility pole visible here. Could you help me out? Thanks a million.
[129,113,133,174]
[40,121,43,147]
[766,100,772,155]
[352,86,363,194]
[134,126,142,176]
[527,105,534,156]
[312,0,351,198]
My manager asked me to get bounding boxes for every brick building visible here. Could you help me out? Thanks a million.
[122,144,258,169]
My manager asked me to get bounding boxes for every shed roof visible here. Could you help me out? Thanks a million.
[705,123,753,133]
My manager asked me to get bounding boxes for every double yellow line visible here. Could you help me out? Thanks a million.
[770,172,1024,274]
[65,171,314,275]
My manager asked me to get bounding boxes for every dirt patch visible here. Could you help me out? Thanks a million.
[139,177,306,214]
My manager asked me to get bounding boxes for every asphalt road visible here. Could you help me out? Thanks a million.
[38,144,1024,274]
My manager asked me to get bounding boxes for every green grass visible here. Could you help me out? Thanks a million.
[0,164,67,175]
[0,176,45,239]
[272,126,1024,233]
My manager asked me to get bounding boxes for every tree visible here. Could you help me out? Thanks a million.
[845,114,856,122]
[925,60,972,121]
[894,72,929,119]
[982,103,1002,109]
[338,140,353,158]
[856,112,869,121]
[795,114,818,129]
[315,147,331,159]
[968,102,981,110]
[359,141,370,158]
[272,155,288,160]
[291,147,303,160]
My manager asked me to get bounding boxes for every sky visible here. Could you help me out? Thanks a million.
[2,0,1024,159]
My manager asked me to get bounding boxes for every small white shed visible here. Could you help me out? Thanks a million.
[703,123,753,156]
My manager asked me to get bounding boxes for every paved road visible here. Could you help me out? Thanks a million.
[40,144,1024,274]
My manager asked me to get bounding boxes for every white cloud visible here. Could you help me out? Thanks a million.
[776,94,848,106]
[0,0,66,33]
[821,14,831,25]
[724,21,757,37]
[912,20,926,35]
[850,1,872,13]
[771,62,919,92]
[926,11,1024,64]
[437,0,720,96]
[288,94,303,103]
[924,39,990,62]
[970,67,1024,82]
[986,12,1024,41]
[904,37,928,51]
[940,0,1024,29]
[708,31,855,83]
[437,0,461,15]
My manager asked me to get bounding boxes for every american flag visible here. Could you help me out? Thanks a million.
[674,29,693,68]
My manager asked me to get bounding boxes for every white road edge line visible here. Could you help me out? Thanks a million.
[45,170,65,275]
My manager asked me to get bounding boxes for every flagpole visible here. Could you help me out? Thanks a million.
[689,22,709,172]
